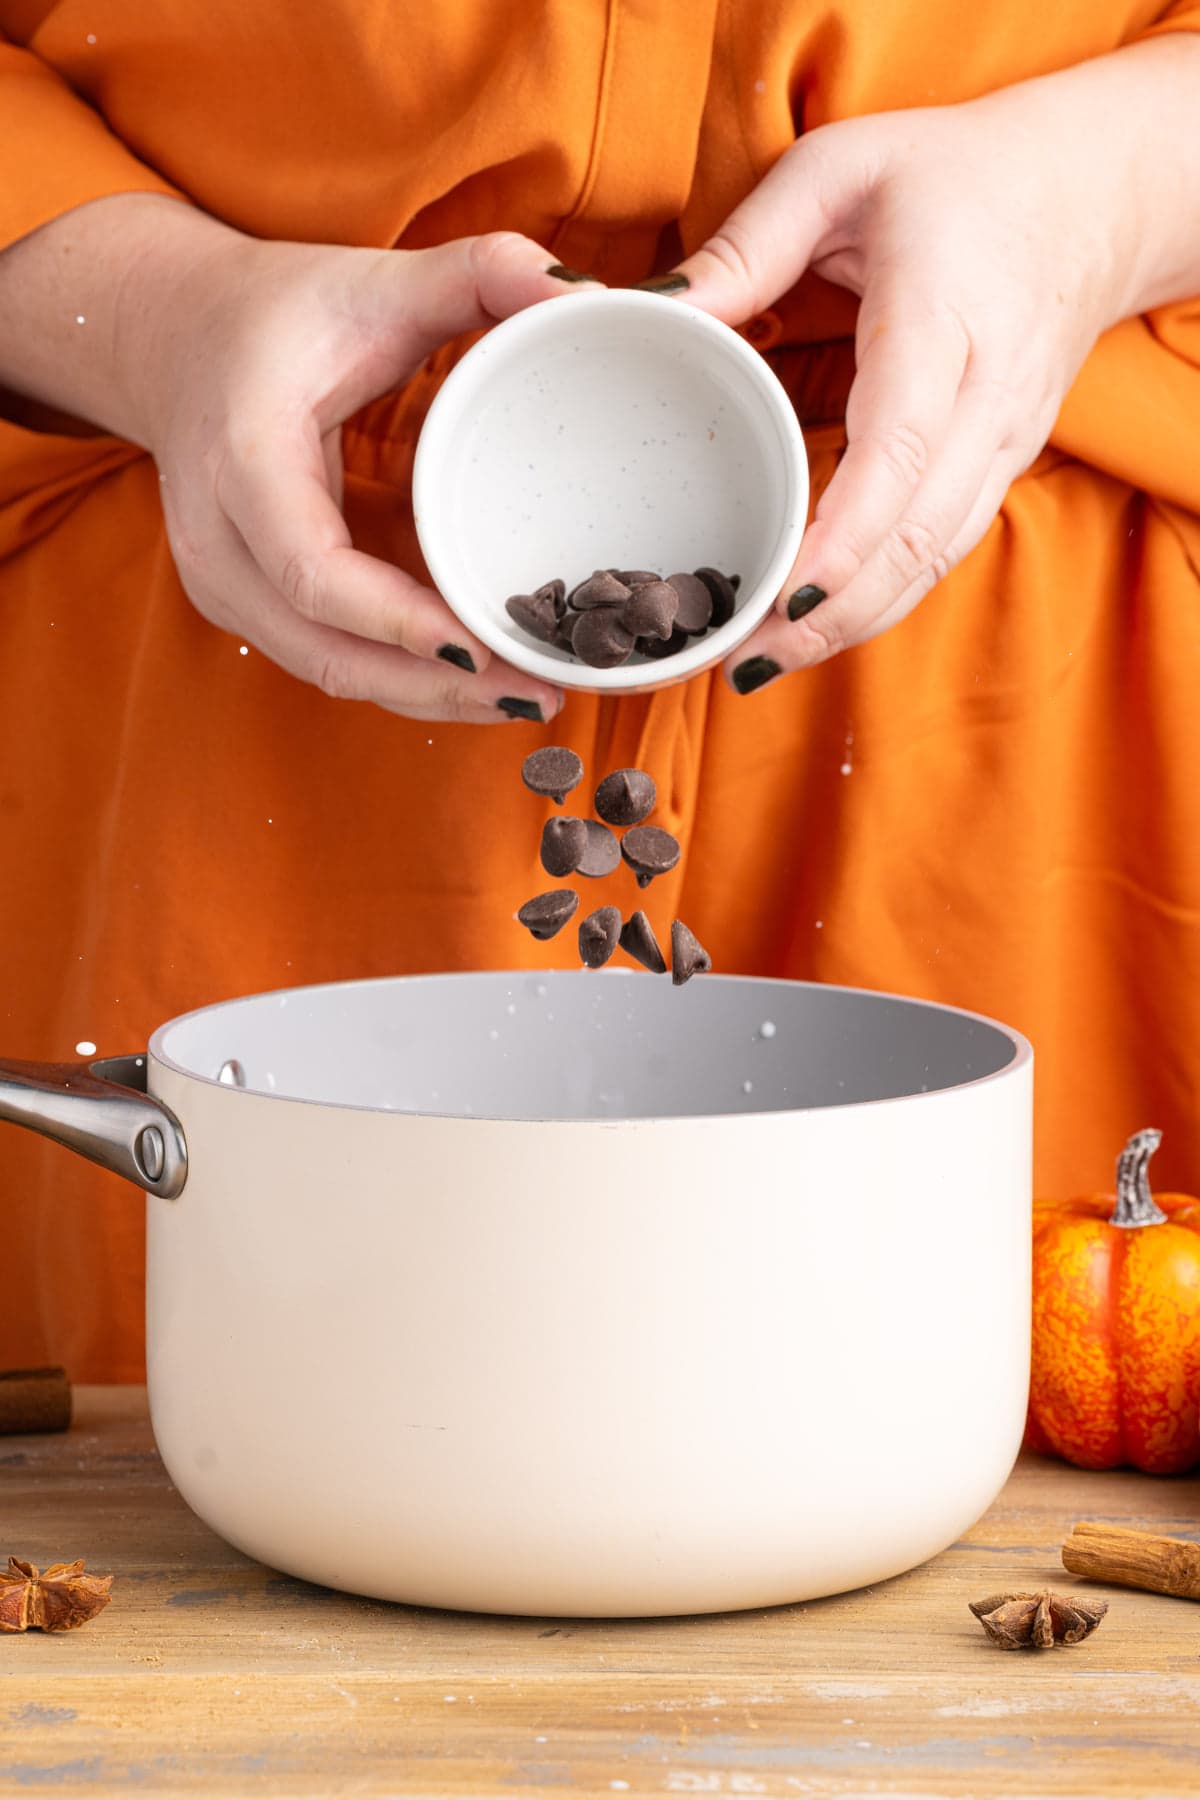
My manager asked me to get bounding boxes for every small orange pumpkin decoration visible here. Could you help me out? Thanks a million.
[1025,1129,1200,1474]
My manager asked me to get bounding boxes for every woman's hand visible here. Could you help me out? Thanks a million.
[0,196,580,722]
[670,36,1200,691]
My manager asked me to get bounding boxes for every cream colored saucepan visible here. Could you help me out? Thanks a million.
[0,969,1032,1617]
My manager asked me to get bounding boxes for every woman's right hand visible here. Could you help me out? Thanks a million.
[0,196,577,723]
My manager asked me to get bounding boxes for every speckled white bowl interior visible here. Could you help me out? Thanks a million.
[413,289,808,693]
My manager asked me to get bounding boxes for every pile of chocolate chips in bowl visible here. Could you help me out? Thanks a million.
[515,747,711,985]
[506,566,739,669]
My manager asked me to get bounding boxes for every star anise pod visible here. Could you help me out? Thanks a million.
[0,1557,113,1632]
[969,1589,1107,1650]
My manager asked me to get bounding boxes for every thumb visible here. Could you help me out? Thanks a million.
[368,231,603,368]
[671,133,864,325]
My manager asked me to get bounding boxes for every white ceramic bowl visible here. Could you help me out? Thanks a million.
[413,289,809,692]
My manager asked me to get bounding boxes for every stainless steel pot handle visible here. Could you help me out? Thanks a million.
[0,1053,187,1199]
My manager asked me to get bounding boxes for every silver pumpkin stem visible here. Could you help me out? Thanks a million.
[1111,1128,1168,1229]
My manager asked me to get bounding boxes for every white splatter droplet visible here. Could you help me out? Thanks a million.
[75,315,86,325]
[86,32,97,44]
[742,1079,753,1094]
[75,1039,97,1056]
[840,761,852,775]
[239,645,249,656]
[759,1020,776,1039]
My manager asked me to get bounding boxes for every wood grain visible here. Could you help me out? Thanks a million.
[1,1388,1198,1796]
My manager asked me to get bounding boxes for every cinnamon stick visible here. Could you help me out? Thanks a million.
[1062,1520,1200,1601]
[0,1367,71,1436]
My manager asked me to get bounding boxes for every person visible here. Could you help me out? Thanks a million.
[0,3,1197,1382]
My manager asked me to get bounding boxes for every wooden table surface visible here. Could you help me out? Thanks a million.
[1,1388,1198,1798]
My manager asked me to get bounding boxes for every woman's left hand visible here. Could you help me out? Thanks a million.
[669,36,1200,690]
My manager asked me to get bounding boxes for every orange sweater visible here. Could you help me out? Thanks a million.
[1,0,1199,1381]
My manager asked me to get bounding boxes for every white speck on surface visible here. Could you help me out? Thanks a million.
[505,1002,517,1015]
[815,919,823,929]
[86,32,97,43]
[535,982,547,998]
[75,1040,97,1056]
[754,77,766,92]
[427,738,433,746]
[267,817,273,824]
[610,1785,630,1792]
[488,1028,499,1041]
[238,644,249,656]
[535,1736,547,1744]
[759,1020,776,1039]
[742,1080,753,1094]
[840,761,852,775]
[75,315,86,325]
[444,1695,457,1702]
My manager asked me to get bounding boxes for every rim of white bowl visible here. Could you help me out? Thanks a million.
[412,289,809,693]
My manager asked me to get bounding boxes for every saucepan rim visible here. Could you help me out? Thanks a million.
[144,968,1034,1121]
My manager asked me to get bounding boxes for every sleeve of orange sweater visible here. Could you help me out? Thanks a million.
[0,26,180,255]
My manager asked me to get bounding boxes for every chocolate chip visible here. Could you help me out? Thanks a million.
[594,767,656,827]
[540,816,588,877]
[637,626,690,661]
[621,580,679,642]
[517,888,580,941]
[579,905,622,969]
[571,607,635,669]
[665,573,714,635]
[534,579,567,612]
[569,570,631,610]
[577,818,621,877]
[521,746,584,805]
[616,569,661,587]
[694,566,738,629]
[506,590,563,645]
[621,824,681,888]
[671,918,711,985]
[619,910,667,974]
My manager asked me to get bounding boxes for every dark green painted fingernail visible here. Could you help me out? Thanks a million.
[437,643,477,674]
[731,656,782,695]
[546,264,599,283]
[787,585,827,622]
[632,273,690,296]
[498,696,544,722]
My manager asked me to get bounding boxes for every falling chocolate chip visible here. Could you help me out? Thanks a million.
[694,566,738,629]
[521,747,584,805]
[577,819,621,877]
[665,573,713,635]
[506,590,562,645]
[540,816,589,877]
[637,626,690,661]
[594,767,656,828]
[572,607,635,669]
[622,580,679,642]
[517,889,580,941]
[579,905,622,969]
[619,910,667,974]
[569,570,631,610]
[671,919,711,985]
[621,824,681,888]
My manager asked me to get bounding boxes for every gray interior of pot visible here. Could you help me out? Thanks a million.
[150,971,1025,1121]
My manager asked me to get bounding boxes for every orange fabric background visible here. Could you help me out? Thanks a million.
[1,1,1199,1382]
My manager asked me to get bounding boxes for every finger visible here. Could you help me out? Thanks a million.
[777,286,971,609]
[669,130,872,323]
[185,516,565,723]
[356,231,606,385]
[769,373,1009,663]
[724,448,1022,690]
[217,431,493,670]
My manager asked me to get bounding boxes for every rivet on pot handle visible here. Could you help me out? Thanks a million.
[0,1053,187,1199]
